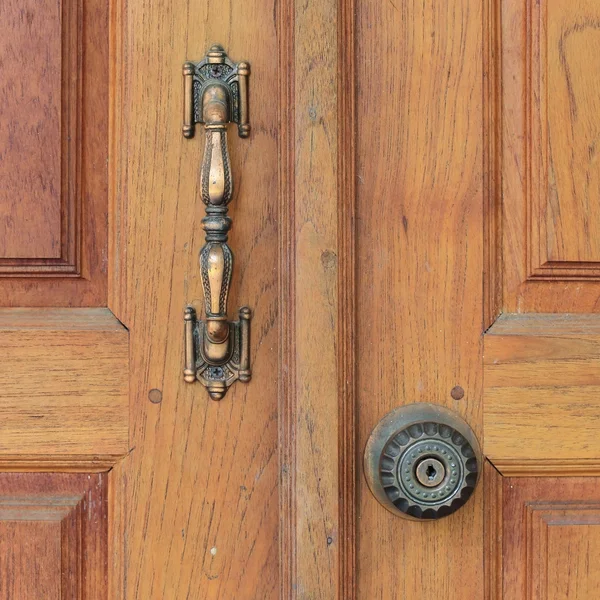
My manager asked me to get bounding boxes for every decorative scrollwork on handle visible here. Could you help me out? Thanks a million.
[182,45,251,400]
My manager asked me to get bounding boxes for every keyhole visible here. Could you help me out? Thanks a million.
[415,457,446,487]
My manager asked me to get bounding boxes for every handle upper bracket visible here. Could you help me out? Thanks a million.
[183,44,250,139]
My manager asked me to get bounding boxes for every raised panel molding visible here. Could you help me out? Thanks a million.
[0,473,108,598]
[526,502,600,599]
[527,0,600,280]
[490,475,600,600]
[0,0,82,276]
[0,0,108,307]
[495,0,600,312]
[492,458,600,477]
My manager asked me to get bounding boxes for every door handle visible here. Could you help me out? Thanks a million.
[182,45,251,400]
[364,404,481,519]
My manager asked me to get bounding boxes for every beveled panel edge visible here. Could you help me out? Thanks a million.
[0,494,83,521]
[484,312,600,336]
[490,458,600,477]
[525,0,600,281]
[484,461,503,600]
[0,307,127,330]
[108,0,128,324]
[0,454,127,473]
[527,262,600,281]
[0,0,83,276]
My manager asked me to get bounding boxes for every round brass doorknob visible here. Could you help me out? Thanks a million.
[364,403,482,520]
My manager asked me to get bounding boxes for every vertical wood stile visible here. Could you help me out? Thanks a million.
[484,0,502,328]
[279,0,355,595]
[116,0,280,596]
[484,461,503,600]
[338,0,357,596]
[278,0,297,594]
[355,0,485,596]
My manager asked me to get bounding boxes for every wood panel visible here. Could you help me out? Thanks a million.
[283,0,346,596]
[498,476,600,600]
[0,522,62,598]
[545,0,600,266]
[484,313,600,462]
[0,0,108,306]
[544,509,600,599]
[356,0,484,598]
[500,0,600,312]
[0,472,108,599]
[526,0,600,276]
[113,0,280,596]
[0,308,128,457]
[0,0,66,261]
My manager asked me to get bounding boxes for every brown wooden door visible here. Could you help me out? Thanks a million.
[3,0,600,597]
[1,0,127,596]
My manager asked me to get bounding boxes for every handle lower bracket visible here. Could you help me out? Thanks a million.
[182,45,252,400]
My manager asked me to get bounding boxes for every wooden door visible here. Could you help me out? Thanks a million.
[0,0,126,596]
[3,0,600,597]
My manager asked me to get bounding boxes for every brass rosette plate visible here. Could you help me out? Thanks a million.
[364,403,482,520]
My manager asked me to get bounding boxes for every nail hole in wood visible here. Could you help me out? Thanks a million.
[450,386,464,400]
[148,389,163,404]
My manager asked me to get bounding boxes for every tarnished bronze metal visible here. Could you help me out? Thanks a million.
[415,457,445,487]
[182,45,252,400]
[364,403,482,520]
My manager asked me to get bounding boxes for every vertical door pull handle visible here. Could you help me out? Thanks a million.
[182,45,251,400]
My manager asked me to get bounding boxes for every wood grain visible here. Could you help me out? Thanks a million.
[545,511,600,599]
[0,0,108,305]
[546,0,600,265]
[0,455,121,473]
[114,0,280,596]
[484,462,502,600]
[288,0,342,596]
[0,0,64,260]
[500,0,600,311]
[484,313,600,461]
[337,0,357,595]
[0,472,107,599]
[100,0,600,596]
[0,308,128,456]
[108,458,127,600]
[0,522,62,598]
[527,0,600,277]
[277,0,296,594]
[502,477,600,600]
[493,458,600,477]
[108,0,128,320]
[278,0,357,595]
[484,0,502,328]
[356,0,484,598]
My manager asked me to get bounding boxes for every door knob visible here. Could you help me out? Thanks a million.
[182,45,251,400]
[364,403,481,520]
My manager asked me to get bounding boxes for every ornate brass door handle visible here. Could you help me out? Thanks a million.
[182,45,251,400]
